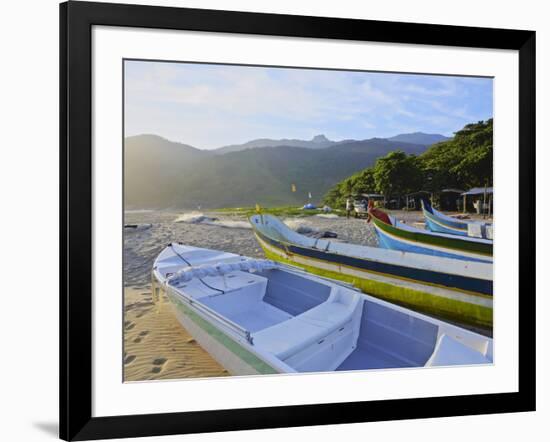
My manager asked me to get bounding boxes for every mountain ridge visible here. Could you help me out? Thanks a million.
[214,132,445,154]
[124,135,429,209]
[388,132,450,145]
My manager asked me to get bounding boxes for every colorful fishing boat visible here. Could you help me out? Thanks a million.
[152,243,493,376]
[421,199,493,239]
[250,214,492,327]
[368,205,492,263]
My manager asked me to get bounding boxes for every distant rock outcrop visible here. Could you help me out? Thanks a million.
[214,134,340,154]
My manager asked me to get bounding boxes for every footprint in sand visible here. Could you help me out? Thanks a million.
[124,355,136,365]
[151,358,167,373]
[138,301,154,308]
[125,321,136,331]
[133,331,149,343]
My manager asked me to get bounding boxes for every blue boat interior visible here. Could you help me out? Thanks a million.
[198,268,449,371]
[261,269,331,316]
[272,271,435,367]
[336,301,438,370]
[173,261,489,372]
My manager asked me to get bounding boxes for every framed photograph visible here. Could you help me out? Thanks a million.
[60,1,536,440]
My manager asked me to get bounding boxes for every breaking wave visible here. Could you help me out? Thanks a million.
[174,212,251,229]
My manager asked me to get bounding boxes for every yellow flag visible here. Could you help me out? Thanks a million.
[291,184,297,193]
[255,203,261,213]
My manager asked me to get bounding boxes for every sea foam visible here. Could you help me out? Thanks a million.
[174,212,251,229]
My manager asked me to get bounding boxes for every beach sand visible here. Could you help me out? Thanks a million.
[123,209,493,380]
[123,286,228,381]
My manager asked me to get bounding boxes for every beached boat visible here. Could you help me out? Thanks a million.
[250,214,492,327]
[152,243,493,376]
[421,200,493,239]
[368,205,492,263]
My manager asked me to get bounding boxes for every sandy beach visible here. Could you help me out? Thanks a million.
[124,286,228,381]
[123,209,379,381]
[124,209,492,380]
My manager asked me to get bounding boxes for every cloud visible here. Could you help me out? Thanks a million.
[124,61,493,148]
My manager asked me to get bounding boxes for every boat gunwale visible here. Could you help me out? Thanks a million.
[154,268,294,374]
[370,212,493,257]
[423,208,469,234]
[249,215,492,286]
[253,228,493,300]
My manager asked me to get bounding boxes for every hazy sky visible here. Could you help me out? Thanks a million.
[124,60,493,150]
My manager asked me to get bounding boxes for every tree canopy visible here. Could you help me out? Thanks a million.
[323,119,493,208]
[373,151,423,199]
[420,119,493,191]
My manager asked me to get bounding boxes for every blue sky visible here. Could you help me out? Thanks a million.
[124,60,493,150]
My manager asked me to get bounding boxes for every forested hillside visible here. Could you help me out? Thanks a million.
[323,119,493,209]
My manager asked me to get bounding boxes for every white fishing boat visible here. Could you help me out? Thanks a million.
[152,243,493,376]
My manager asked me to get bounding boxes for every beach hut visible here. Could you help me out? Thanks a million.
[439,189,465,211]
[461,187,493,215]
[404,191,431,210]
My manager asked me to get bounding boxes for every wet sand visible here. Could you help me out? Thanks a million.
[123,286,228,381]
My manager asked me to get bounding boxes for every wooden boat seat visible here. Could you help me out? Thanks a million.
[253,289,361,360]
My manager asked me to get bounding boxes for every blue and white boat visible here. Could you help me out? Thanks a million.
[369,205,493,263]
[421,200,492,239]
[250,214,492,327]
[152,243,492,376]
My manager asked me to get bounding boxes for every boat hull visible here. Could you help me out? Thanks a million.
[253,230,492,328]
[152,243,492,374]
[159,285,282,376]
[423,209,469,236]
[371,215,492,263]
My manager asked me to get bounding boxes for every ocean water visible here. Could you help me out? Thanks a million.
[124,210,378,287]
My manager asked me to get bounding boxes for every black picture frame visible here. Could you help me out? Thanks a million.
[60,1,536,440]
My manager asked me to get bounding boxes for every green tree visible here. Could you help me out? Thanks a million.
[419,119,493,189]
[350,168,376,195]
[323,119,493,207]
[322,167,378,208]
[373,151,423,199]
